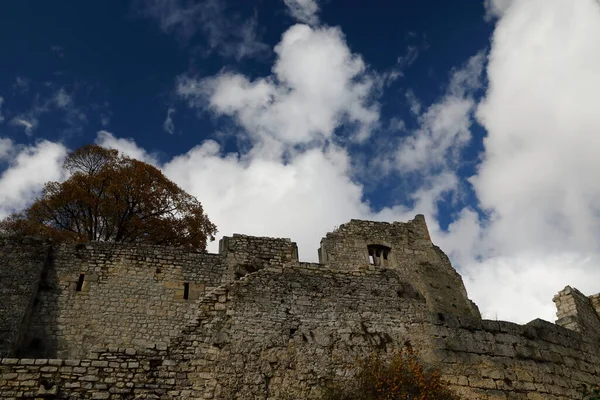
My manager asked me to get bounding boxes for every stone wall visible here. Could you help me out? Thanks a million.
[16,235,300,360]
[432,316,600,399]
[0,347,172,399]
[0,237,50,358]
[554,286,600,340]
[167,264,430,399]
[219,234,299,280]
[22,242,228,359]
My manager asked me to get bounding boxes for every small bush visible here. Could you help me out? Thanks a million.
[321,343,461,400]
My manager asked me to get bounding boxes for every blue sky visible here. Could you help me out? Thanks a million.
[2,0,600,324]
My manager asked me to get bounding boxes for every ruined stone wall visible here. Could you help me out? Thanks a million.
[0,347,174,399]
[166,264,431,399]
[22,242,228,359]
[318,215,480,318]
[219,234,299,280]
[431,315,600,399]
[553,286,600,341]
[158,265,600,400]
[0,237,50,358]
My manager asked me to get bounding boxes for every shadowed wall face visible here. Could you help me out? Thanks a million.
[21,242,229,359]
[0,237,49,358]
[18,235,299,359]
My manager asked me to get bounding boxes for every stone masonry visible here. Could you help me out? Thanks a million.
[1,215,599,399]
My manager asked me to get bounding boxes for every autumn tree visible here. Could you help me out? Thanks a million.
[0,144,216,251]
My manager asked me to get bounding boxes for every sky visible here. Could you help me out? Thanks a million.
[1,0,600,325]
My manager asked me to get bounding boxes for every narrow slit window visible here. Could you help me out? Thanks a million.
[183,282,190,300]
[368,255,374,265]
[76,274,85,292]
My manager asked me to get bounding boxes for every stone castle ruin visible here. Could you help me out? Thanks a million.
[1,215,599,399]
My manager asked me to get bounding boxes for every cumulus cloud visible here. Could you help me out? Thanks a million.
[162,141,374,258]
[395,52,485,174]
[362,51,485,217]
[95,129,457,261]
[283,0,320,25]
[169,22,387,256]
[136,0,269,60]
[178,24,380,147]
[0,139,67,219]
[437,0,600,323]
[169,22,476,260]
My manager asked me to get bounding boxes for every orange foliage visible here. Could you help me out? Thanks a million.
[322,343,461,400]
[0,145,217,251]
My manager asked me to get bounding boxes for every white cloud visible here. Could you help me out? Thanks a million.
[283,0,320,25]
[170,22,388,256]
[94,127,456,262]
[172,22,485,263]
[462,252,600,321]
[178,24,380,147]
[95,130,160,166]
[163,107,176,134]
[390,52,485,176]
[136,0,269,60]
[483,0,515,19]
[162,140,374,258]
[0,140,67,219]
[439,0,600,323]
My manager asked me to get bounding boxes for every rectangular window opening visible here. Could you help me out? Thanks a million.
[183,282,190,300]
[368,255,374,265]
[76,274,85,292]
[383,251,388,260]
